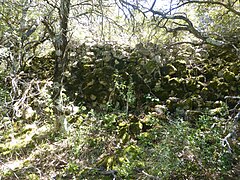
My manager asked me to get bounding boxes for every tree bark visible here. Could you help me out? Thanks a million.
[53,0,71,131]
[53,0,70,87]
[43,0,71,131]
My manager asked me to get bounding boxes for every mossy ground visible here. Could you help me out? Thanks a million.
[1,108,239,179]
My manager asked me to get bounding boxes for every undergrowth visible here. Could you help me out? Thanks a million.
[0,75,239,179]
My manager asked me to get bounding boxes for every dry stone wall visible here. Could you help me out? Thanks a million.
[63,42,239,113]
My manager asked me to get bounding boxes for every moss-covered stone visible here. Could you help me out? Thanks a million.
[223,69,235,82]
[27,42,239,113]
[184,110,203,123]
[161,64,177,76]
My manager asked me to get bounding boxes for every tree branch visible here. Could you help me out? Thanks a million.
[119,0,238,46]
[178,0,240,16]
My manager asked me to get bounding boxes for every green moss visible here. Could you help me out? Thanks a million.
[223,69,235,82]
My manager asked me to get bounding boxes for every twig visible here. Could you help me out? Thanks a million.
[135,168,160,180]
[222,132,233,153]
[222,112,240,153]
[225,96,240,100]
[87,168,118,179]
[99,169,118,179]
[141,170,161,180]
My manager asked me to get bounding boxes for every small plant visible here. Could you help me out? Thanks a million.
[109,71,136,113]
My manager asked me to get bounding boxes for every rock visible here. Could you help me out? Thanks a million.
[166,97,180,112]
[185,110,203,123]
[152,105,167,115]
[213,101,225,108]
[209,107,228,117]
[223,69,235,82]
[161,64,177,76]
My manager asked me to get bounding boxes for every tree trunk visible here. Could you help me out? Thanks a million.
[53,0,70,86]
[53,0,70,89]
[52,0,71,131]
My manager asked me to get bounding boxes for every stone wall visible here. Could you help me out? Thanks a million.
[62,42,239,113]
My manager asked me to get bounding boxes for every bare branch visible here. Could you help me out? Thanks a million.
[150,0,157,10]
[166,41,204,47]
[148,9,207,41]
[119,0,239,46]
[181,0,240,16]
[165,1,240,16]
[43,0,60,10]
[71,0,92,7]
[41,18,55,40]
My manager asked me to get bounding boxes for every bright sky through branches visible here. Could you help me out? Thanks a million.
[143,0,174,11]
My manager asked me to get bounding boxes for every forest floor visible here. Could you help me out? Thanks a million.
[1,106,240,179]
